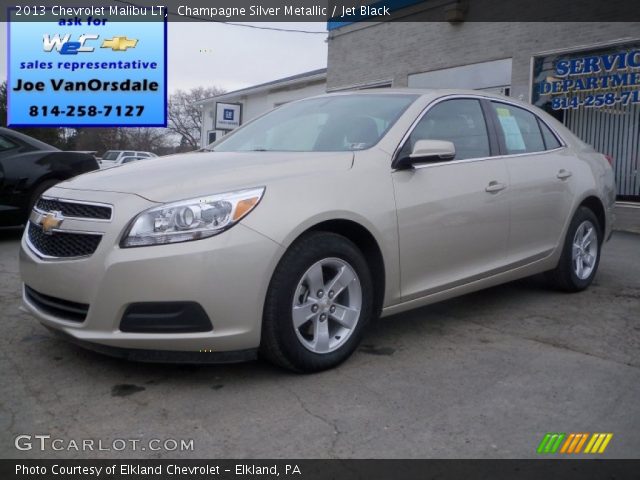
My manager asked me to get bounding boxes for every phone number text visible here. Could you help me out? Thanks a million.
[28,105,145,117]
[551,90,640,110]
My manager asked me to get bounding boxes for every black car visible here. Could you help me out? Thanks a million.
[0,127,99,226]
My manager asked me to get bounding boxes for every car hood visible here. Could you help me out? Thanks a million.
[56,151,354,203]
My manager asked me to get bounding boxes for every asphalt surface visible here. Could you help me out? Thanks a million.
[0,228,638,459]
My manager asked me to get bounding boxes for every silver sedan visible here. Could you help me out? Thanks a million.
[19,89,616,372]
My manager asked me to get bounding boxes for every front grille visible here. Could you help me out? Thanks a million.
[25,285,89,322]
[28,222,102,258]
[36,198,112,220]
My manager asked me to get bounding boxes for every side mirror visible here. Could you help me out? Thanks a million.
[394,140,456,170]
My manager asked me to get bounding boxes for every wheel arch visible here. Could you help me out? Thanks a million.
[578,195,606,238]
[296,219,386,318]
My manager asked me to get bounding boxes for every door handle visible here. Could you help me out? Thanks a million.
[557,169,572,180]
[485,181,507,193]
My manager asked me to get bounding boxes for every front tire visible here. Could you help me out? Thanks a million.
[546,206,602,292]
[260,232,374,372]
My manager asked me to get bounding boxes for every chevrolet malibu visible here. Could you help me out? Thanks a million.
[19,90,616,372]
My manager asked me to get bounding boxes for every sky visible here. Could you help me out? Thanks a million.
[0,21,328,94]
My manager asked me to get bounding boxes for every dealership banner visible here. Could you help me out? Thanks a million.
[7,10,167,127]
[2,459,640,479]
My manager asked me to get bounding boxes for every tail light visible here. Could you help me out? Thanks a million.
[604,154,614,167]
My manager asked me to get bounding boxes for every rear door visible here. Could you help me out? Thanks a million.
[488,101,574,263]
[392,97,511,300]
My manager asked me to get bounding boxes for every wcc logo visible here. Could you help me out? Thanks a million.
[537,432,613,454]
[43,34,138,54]
[43,33,100,54]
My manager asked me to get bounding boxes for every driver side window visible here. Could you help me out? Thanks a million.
[400,99,491,161]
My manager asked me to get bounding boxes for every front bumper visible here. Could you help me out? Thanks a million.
[19,187,284,356]
[43,326,258,364]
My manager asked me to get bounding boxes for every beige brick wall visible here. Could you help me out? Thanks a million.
[327,21,640,99]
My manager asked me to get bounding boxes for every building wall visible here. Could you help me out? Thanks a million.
[200,80,326,147]
[327,22,640,99]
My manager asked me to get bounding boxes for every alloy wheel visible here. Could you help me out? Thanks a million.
[572,220,598,280]
[291,257,362,354]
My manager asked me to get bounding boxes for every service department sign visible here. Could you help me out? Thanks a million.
[215,102,242,131]
[532,45,640,111]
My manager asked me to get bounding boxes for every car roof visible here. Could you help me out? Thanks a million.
[315,88,533,107]
[305,88,560,124]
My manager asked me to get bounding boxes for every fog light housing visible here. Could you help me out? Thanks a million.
[120,302,212,333]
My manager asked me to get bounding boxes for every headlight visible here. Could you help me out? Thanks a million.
[120,187,265,247]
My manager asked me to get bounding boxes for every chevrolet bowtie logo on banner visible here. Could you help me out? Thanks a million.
[101,36,138,51]
[537,432,613,454]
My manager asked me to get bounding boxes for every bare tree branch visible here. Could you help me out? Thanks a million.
[167,86,224,150]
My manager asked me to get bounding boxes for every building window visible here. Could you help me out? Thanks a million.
[407,58,512,94]
[532,43,640,201]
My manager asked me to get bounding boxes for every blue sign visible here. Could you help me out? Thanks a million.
[223,109,234,121]
[7,12,167,127]
[535,49,640,110]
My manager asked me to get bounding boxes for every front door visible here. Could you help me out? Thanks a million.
[392,98,511,301]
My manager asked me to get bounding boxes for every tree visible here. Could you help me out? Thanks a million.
[70,127,170,156]
[71,128,127,154]
[168,86,224,150]
[120,127,170,153]
[0,82,6,126]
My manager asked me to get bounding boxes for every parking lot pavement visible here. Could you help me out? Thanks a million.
[0,227,638,459]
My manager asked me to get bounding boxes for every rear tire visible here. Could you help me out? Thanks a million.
[260,231,373,373]
[546,206,602,292]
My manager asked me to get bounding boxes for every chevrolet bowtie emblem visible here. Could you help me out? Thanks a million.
[101,36,138,51]
[40,211,64,235]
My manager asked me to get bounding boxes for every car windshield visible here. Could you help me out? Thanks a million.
[212,94,418,152]
[102,151,120,160]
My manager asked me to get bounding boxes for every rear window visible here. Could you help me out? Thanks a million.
[538,120,562,150]
[102,151,120,160]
